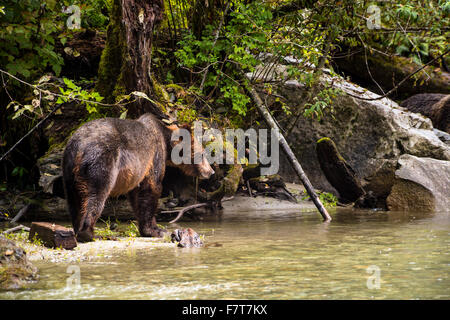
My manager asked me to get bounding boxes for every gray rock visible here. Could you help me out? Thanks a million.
[386,154,450,212]
[433,128,450,145]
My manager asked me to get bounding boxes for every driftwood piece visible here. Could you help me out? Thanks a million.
[2,224,30,234]
[10,204,30,224]
[163,197,234,224]
[165,203,209,224]
[247,175,297,202]
[28,222,77,250]
[316,137,365,202]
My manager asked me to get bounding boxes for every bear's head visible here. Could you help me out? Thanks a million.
[166,123,215,180]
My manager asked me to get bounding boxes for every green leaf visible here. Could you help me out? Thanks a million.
[63,78,79,90]
[119,110,128,119]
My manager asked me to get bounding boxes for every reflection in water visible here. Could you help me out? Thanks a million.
[1,208,448,299]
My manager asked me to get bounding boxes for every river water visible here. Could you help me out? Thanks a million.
[1,208,449,299]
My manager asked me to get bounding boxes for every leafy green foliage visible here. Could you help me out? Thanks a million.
[175,1,275,117]
[57,78,105,120]
[355,0,450,65]
[78,0,110,29]
[303,87,340,121]
[0,0,110,80]
[302,190,338,208]
[174,1,340,121]
[6,76,108,122]
[0,0,65,79]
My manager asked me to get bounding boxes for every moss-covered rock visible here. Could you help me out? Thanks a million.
[316,137,365,203]
[0,236,39,290]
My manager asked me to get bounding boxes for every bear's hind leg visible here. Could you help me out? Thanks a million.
[74,157,118,242]
[76,192,109,242]
[127,177,165,238]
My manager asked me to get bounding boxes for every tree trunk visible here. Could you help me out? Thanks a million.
[190,0,226,39]
[96,0,165,117]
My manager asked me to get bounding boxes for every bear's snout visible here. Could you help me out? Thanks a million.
[199,158,215,179]
[200,166,215,180]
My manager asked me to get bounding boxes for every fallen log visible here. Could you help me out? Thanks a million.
[10,204,30,224]
[245,81,332,221]
[400,94,449,133]
[28,222,77,250]
[332,47,450,100]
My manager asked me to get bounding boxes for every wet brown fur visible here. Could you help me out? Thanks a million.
[62,113,213,242]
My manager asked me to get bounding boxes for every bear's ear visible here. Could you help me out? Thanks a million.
[179,123,191,131]
[165,123,191,131]
[166,124,179,132]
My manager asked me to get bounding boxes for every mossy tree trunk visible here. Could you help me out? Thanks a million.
[190,0,227,39]
[96,0,165,118]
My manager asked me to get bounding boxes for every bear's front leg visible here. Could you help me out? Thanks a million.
[127,177,166,238]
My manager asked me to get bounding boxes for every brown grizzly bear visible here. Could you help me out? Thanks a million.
[62,113,214,242]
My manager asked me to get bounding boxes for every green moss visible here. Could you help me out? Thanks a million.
[317,137,332,144]
[96,0,127,103]
[165,83,184,92]
[316,137,347,163]
[223,164,243,196]
[302,190,338,208]
[177,107,197,123]
[152,78,170,103]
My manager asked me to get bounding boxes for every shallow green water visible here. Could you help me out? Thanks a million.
[1,208,449,299]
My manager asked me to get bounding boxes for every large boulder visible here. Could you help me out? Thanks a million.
[248,62,450,208]
[386,154,450,212]
[0,236,39,290]
[401,94,449,133]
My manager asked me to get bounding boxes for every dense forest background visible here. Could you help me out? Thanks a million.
[0,0,449,194]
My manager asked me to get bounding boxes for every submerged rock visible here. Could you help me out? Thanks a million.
[0,236,39,290]
[386,154,450,212]
[171,228,204,248]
